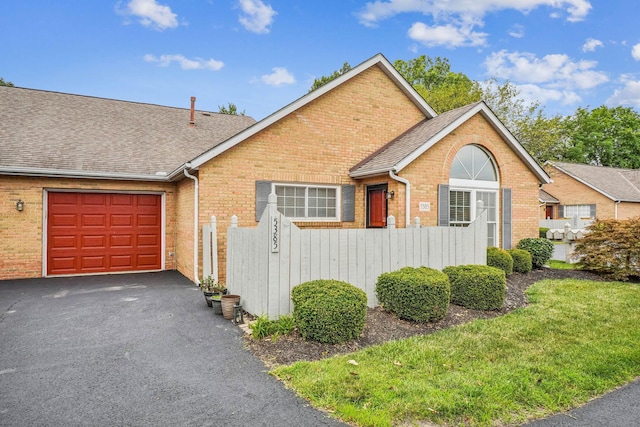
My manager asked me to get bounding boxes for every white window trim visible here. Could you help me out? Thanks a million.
[271,182,341,222]
[449,186,500,247]
[563,204,592,219]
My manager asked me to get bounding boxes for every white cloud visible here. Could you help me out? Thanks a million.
[238,0,276,34]
[508,24,524,39]
[356,0,592,27]
[582,38,603,52]
[408,21,488,48]
[260,67,296,86]
[606,75,640,108]
[125,0,178,30]
[485,50,608,89]
[144,54,224,71]
[483,50,608,107]
[632,43,640,61]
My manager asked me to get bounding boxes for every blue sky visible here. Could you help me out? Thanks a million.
[2,0,639,120]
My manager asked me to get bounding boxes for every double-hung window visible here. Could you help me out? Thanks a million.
[273,183,339,221]
[563,204,592,219]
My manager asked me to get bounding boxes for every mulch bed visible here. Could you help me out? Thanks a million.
[243,268,605,368]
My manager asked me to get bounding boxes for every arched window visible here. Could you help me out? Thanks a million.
[448,145,499,246]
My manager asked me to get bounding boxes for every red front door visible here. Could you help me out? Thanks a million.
[47,192,162,275]
[367,185,387,228]
[545,205,554,219]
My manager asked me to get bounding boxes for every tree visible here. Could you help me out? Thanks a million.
[218,102,245,116]
[308,62,352,93]
[394,56,482,113]
[560,106,640,168]
[0,77,14,87]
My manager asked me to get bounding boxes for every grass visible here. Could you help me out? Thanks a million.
[548,260,577,270]
[273,279,640,427]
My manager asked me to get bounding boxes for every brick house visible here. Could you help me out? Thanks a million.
[0,54,550,282]
[542,162,640,220]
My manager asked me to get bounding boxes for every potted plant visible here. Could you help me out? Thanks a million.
[200,276,227,308]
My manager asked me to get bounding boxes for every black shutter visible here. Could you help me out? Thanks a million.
[438,184,450,226]
[502,188,512,249]
[558,205,564,218]
[589,204,596,218]
[255,181,272,221]
[341,185,355,222]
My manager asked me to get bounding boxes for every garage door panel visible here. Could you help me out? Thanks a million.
[81,256,107,270]
[137,214,159,227]
[81,235,106,249]
[111,214,133,227]
[137,234,159,247]
[137,254,159,268]
[111,234,133,248]
[47,192,162,275]
[51,214,77,227]
[81,214,106,227]
[50,235,77,249]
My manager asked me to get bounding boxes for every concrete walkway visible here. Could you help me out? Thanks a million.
[0,272,346,427]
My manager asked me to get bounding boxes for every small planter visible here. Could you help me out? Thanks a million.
[203,292,214,307]
[221,295,241,319]
[211,295,223,315]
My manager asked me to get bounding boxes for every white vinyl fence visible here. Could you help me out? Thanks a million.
[218,194,488,319]
[540,217,593,230]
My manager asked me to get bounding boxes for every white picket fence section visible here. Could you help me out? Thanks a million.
[220,193,487,319]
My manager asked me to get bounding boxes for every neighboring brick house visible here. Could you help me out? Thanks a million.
[1,53,550,282]
[542,162,640,220]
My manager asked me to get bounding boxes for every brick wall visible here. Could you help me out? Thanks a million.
[0,175,177,280]
[400,114,541,244]
[543,167,615,219]
[197,66,425,282]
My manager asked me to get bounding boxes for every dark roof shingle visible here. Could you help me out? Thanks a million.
[0,86,256,178]
[551,161,640,202]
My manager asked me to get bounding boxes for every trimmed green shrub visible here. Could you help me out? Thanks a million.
[508,249,533,274]
[376,267,450,322]
[486,247,513,275]
[443,265,506,310]
[250,314,295,340]
[291,280,367,344]
[539,227,550,239]
[516,237,554,269]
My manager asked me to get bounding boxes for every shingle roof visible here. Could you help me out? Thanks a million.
[350,102,481,176]
[0,86,256,179]
[551,161,640,202]
[539,189,559,203]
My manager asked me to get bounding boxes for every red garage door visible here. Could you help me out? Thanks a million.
[47,192,162,275]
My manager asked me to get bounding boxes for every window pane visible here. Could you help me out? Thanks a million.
[275,184,338,219]
[451,145,497,181]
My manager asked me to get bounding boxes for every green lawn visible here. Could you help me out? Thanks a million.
[548,260,577,270]
[273,279,640,426]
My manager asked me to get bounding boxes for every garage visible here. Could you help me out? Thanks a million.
[47,192,163,276]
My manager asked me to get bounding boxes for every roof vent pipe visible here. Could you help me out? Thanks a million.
[189,96,196,126]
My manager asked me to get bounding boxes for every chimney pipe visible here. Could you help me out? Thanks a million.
[189,96,196,126]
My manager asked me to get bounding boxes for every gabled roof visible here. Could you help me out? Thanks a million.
[548,161,640,202]
[539,189,559,203]
[185,53,438,174]
[0,86,255,180]
[349,101,551,184]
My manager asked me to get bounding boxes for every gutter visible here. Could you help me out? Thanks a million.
[183,164,200,285]
[389,170,411,227]
[0,166,169,181]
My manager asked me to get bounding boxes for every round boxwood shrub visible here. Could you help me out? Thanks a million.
[443,265,506,310]
[486,246,513,275]
[376,267,450,322]
[291,279,367,344]
[516,237,554,269]
[508,249,533,274]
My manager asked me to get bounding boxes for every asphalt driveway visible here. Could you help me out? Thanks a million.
[0,271,346,427]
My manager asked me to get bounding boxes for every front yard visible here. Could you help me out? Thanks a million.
[267,274,640,426]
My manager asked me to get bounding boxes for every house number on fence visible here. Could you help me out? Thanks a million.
[271,215,279,253]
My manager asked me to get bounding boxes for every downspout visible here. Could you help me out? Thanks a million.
[615,200,620,219]
[183,164,200,285]
[389,170,411,227]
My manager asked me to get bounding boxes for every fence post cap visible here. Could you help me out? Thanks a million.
[268,192,277,205]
